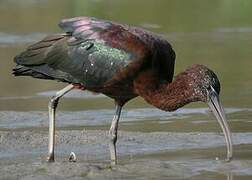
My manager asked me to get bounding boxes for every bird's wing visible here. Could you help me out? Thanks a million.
[14,17,150,87]
[58,17,151,87]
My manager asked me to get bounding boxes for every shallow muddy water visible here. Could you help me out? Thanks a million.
[0,0,252,179]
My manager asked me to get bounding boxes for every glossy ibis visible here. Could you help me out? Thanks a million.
[13,17,233,164]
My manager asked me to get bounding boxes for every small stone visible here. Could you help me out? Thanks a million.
[69,152,77,162]
[215,157,219,161]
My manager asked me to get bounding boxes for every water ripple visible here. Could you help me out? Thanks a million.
[37,89,106,99]
[0,108,250,129]
[0,32,47,45]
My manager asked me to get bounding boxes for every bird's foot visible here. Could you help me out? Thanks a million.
[110,159,117,166]
[225,156,233,162]
[47,155,55,162]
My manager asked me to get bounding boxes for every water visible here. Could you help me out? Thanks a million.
[0,0,252,179]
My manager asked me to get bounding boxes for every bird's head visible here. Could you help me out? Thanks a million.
[176,64,232,161]
[183,64,221,103]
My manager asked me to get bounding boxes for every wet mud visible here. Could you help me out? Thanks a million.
[0,129,252,179]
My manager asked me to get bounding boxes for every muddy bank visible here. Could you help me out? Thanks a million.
[0,130,252,179]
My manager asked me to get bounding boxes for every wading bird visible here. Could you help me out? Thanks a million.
[13,17,232,164]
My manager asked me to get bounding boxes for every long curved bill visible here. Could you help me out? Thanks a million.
[207,86,233,161]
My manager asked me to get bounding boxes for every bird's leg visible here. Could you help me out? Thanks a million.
[47,84,74,162]
[109,103,122,165]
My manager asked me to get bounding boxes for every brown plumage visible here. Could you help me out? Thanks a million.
[13,17,233,164]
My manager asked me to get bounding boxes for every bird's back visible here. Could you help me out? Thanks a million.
[13,17,175,95]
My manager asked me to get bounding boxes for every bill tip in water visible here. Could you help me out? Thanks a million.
[207,86,233,162]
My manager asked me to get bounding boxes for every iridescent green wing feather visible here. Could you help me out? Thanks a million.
[14,17,150,87]
[58,17,150,87]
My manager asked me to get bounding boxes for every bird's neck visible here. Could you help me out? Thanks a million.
[134,70,199,111]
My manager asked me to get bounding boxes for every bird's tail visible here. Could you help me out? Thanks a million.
[14,34,66,67]
[13,65,32,76]
[12,34,67,80]
[12,65,52,79]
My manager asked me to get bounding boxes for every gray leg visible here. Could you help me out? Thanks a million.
[109,104,122,165]
[47,84,74,162]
